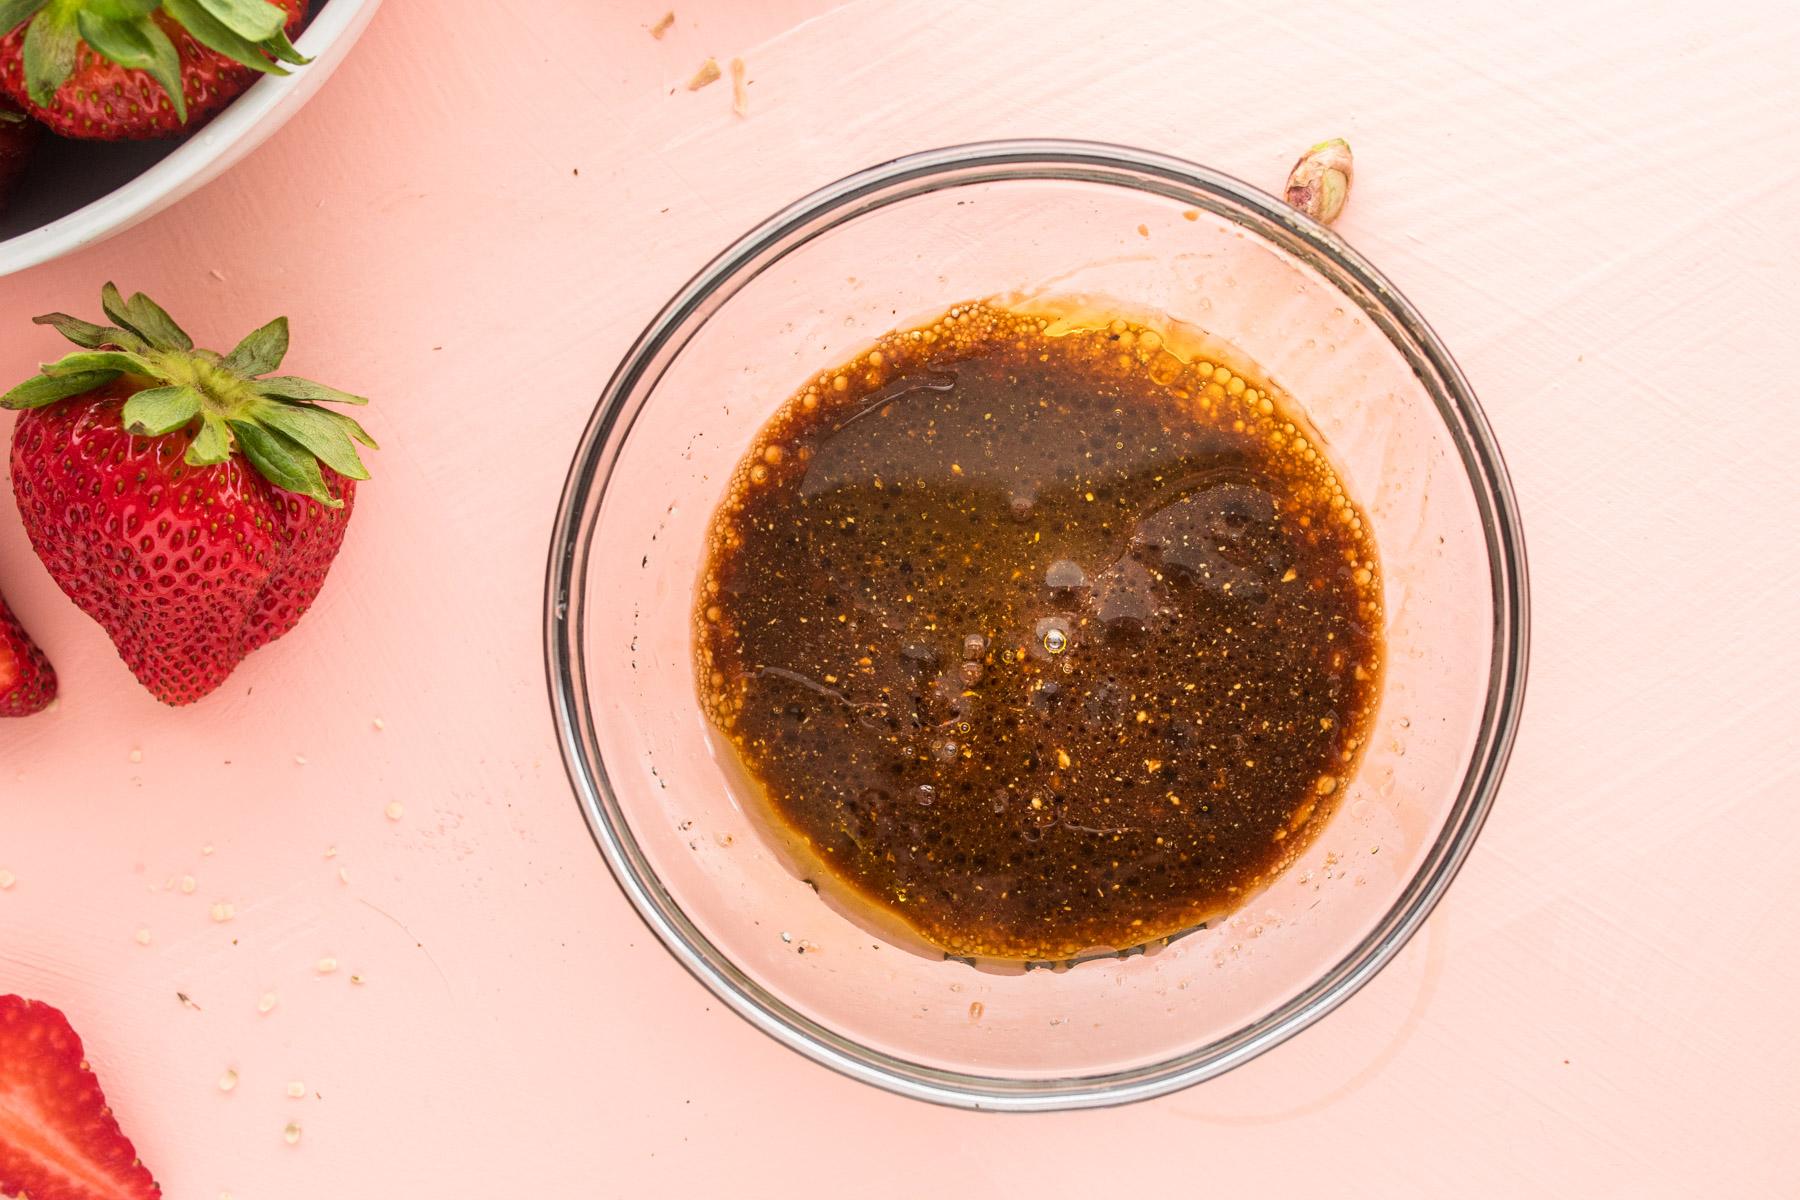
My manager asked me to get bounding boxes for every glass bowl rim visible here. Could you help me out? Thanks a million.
[544,138,1531,1111]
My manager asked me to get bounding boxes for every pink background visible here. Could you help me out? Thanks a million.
[2,1,1796,1195]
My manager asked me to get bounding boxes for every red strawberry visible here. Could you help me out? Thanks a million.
[0,995,161,1199]
[0,96,38,209]
[0,587,56,715]
[0,0,309,140]
[2,283,374,705]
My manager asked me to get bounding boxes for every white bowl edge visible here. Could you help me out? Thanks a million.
[0,0,382,278]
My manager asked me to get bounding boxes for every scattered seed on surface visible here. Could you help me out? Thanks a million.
[649,9,673,38]
[384,801,404,821]
[294,755,308,766]
[286,1080,305,1098]
[372,717,385,731]
[686,58,719,90]
[218,1069,238,1092]
[201,844,214,856]
[323,846,337,858]
[135,927,152,946]
[210,902,235,923]
[128,748,143,763]
[315,957,338,974]
[0,869,14,890]
[180,875,196,894]
[283,1121,301,1146]
[350,974,365,986]
[257,992,278,1014]
[337,866,350,885]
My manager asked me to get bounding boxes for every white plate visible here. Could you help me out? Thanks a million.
[0,0,381,278]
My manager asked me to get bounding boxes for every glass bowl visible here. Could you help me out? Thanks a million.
[546,140,1529,1110]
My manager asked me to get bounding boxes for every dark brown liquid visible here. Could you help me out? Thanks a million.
[697,302,1382,961]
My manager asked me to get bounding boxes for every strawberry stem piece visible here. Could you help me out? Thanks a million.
[1,283,372,507]
[120,382,200,434]
[75,8,187,121]
[3,0,310,119]
[0,3,48,41]
[20,3,77,108]
[108,281,192,351]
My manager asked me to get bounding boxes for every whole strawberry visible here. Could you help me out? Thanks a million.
[2,284,373,706]
[0,0,309,140]
[0,587,55,715]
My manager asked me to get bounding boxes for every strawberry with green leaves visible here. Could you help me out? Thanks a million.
[0,994,161,1199]
[1,587,56,715]
[0,0,308,140]
[3,284,374,706]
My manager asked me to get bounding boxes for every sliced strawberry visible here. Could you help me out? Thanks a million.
[0,588,56,716]
[0,996,160,1200]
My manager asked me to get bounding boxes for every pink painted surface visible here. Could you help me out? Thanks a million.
[0,0,1794,1195]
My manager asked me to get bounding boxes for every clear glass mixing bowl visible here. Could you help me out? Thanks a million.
[545,141,1529,1109]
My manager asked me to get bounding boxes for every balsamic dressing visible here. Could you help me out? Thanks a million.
[697,303,1382,961]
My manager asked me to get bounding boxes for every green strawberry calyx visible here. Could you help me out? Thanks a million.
[0,0,310,122]
[0,283,374,508]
